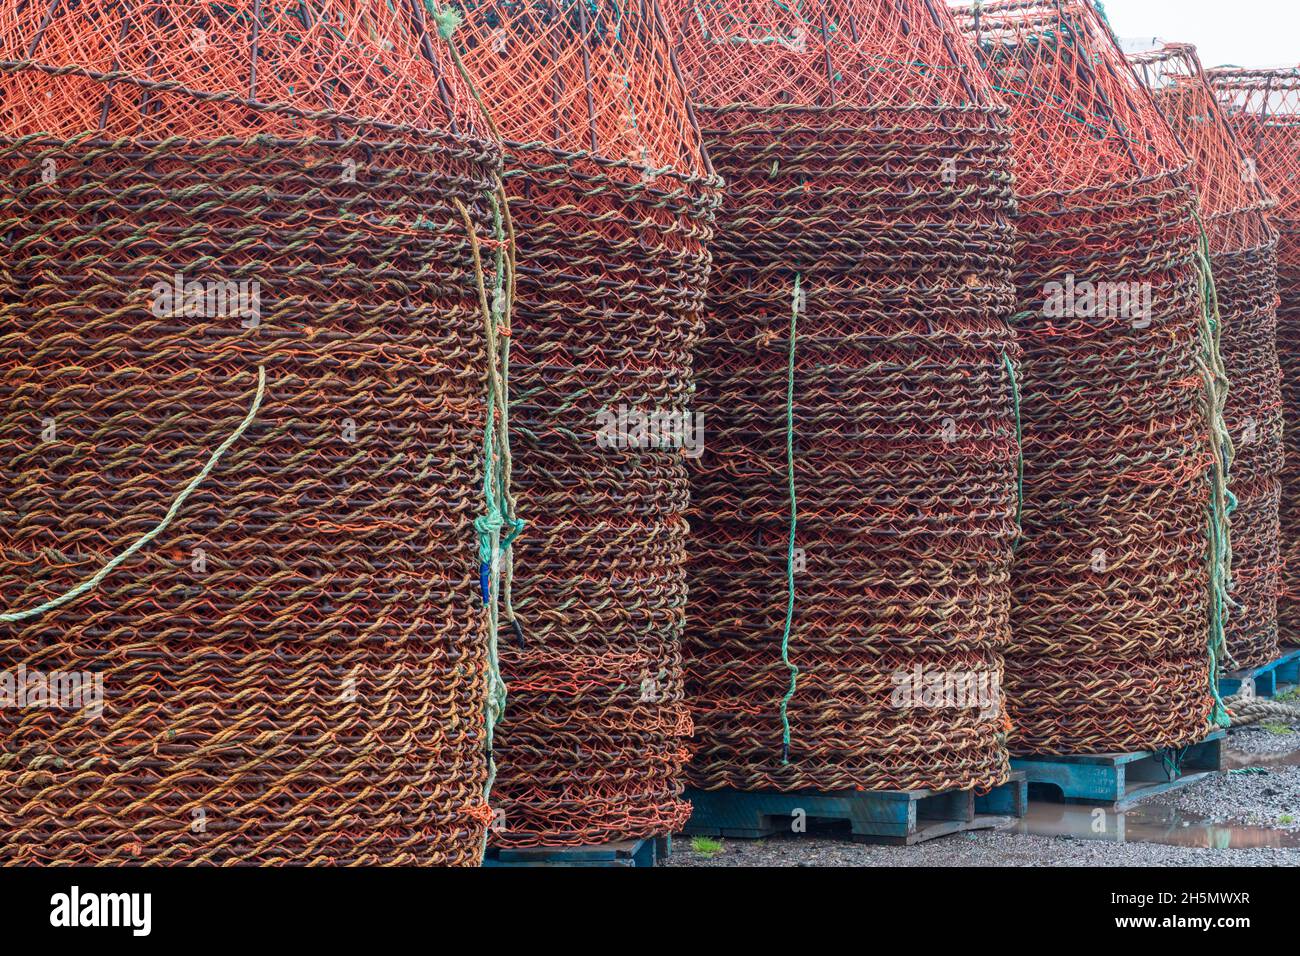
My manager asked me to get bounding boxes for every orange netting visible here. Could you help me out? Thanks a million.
[1209,66,1300,655]
[444,0,704,174]
[664,0,1020,793]
[958,0,1183,192]
[0,1,503,865]
[1130,44,1281,671]
[441,0,720,849]
[956,0,1229,754]
[0,0,484,138]
[673,0,991,109]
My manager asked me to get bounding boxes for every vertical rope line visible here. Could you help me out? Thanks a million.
[1192,212,1235,725]
[778,273,801,765]
[453,194,516,855]
[1001,351,1024,542]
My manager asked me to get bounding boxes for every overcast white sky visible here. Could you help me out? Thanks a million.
[949,0,1300,69]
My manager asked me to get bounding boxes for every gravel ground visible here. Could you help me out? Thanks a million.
[665,828,1300,867]
[1158,765,1300,830]
[1155,727,1300,830]
[667,724,1300,867]
[1227,724,1300,756]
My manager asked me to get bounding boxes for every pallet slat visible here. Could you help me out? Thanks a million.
[682,773,1027,846]
[1011,730,1225,810]
[483,836,668,868]
[1219,647,1300,699]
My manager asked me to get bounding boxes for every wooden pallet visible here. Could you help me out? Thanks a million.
[681,772,1027,846]
[482,835,668,868]
[1011,730,1225,811]
[1219,647,1300,699]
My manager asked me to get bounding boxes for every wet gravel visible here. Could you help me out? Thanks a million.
[667,724,1300,867]
[1170,768,1300,829]
[665,828,1300,867]
[1155,731,1300,831]
[1227,724,1300,755]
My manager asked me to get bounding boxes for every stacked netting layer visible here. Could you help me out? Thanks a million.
[663,0,1020,792]
[956,1,1230,754]
[1209,68,1300,650]
[1130,45,1280,670]
[0,2,506,865]
[445,0,720,846]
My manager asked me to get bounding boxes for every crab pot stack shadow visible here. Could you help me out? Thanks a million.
[1130,45,1281,671]
[662,0,1021,793]
[0,1,504,865]
[1208,67,1300,651]
[955,1,1231,755]
[444,0,720,847]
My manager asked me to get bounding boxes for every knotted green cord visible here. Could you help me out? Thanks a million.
[433,0,521,855]
[1,366,266,624]
[1192,212,1235,728]
[454,190,520,852]
[1001,351,1024,542]
[778,274,801,765]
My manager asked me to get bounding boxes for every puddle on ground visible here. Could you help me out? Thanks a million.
[1011,802,1300,849]
[1223,746,1300,770]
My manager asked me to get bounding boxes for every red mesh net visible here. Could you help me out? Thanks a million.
[1130,44,1281,671]
[1129,48,1275,254]
[1209,66,1300,657]
[672,0,989,108]
[0,1,501,864]
[441,0,719,848]
[955,1,1227,754]
[957,0,1184,192]
[0,0,484,138]
[663,0,1020,793]
[445,0,704,173]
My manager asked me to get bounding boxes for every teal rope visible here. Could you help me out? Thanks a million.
[456,188,520,855]
[1,366,266,625]
[1160,744,1189,781]
[1001,351,1024,542]
[1092,0,1114,32]
[778,274,801,765]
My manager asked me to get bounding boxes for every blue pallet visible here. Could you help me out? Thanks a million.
[682,772,1027,846]
[483,836,668,868]
[1011,730,1225,811]
[1219,647,1300,699]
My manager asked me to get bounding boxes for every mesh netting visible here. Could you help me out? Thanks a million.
[955,1,1229,754]
[441,0,720,848]
[0,1,503,865]
[664,0,1020,793]
[1129,44,1281,671]
[1208,66,1300,655]
[0,0,485,138]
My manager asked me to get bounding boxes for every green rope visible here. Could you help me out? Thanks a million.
[1092,0,1114,32]
[1001,351,1024,543]
[1159,744,1189,781]
[455,188,521,854]
[432,8,523,857]
[424,0,462,40]
[778,273,801,765]
[1192,213,1234,729]
[1,366,266,625]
